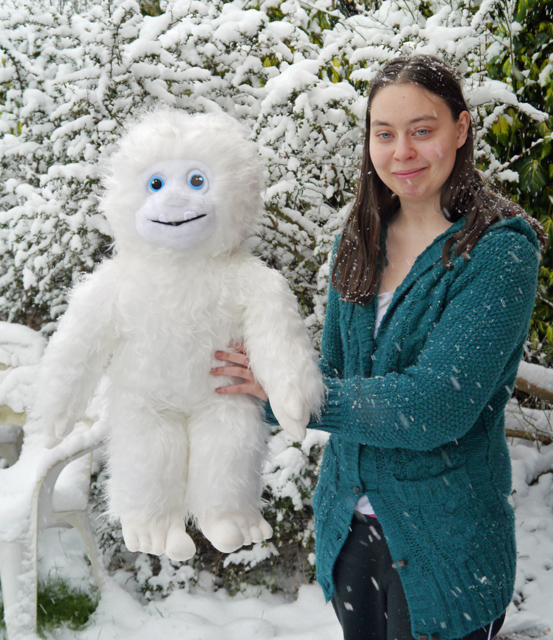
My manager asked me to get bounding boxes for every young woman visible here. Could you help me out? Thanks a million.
[212,55,545,640]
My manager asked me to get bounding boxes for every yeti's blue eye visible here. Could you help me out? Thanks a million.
[189,172,206,190]
[149,176,164,192]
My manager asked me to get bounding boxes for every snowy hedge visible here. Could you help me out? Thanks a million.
[1,0,550,335]
[1,0,551,594]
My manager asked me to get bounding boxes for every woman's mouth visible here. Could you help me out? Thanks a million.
[392,168,427,181]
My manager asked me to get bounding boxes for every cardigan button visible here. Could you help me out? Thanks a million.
[392,559,408,569]
[353,486,361,494]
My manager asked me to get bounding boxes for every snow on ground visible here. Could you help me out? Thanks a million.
[38,527,343,640]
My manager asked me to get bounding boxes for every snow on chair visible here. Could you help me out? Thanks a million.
[0,322,108,640]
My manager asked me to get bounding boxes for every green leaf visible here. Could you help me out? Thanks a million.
[502,58,512,78]
[491,115,511,146]
[515,0,530,22]
[538,121,551,137]
[515,157,548,193]
[329,65,340,83]
[512,65,526,84]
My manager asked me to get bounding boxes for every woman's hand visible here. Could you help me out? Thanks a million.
[211,343,268,402]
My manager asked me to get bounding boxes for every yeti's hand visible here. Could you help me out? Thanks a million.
[43,413,77,449]
[268,387,308,441]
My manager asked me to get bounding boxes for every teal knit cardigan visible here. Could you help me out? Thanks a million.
[306,215,540,640]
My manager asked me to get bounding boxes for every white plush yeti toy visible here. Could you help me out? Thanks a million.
[35,108,324,562]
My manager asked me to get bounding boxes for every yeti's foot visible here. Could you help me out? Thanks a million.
[122,518,196,562]
[200,511,273,554]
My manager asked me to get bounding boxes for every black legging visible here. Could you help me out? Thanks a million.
[331,513,505,640]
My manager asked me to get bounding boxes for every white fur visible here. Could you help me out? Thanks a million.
[34,108,324,561]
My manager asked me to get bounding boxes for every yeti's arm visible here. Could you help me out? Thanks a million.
[238,258,325,441]
[34,262,119,442]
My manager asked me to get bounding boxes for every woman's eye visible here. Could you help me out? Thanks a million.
[189,172,206,190]
[378,132,392,140]
[149,176,164,191]
[415,129,430,137]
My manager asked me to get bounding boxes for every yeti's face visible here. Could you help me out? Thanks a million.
[135,159,216,250]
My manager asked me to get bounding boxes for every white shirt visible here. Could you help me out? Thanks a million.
[355,288,396,516]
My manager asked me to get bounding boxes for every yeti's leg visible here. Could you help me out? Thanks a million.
[107,397,195,561]
[186,395,271,553]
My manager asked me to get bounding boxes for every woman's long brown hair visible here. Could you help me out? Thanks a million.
[332,55,546,303]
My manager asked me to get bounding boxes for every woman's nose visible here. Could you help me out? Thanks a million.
[393,135,416,161]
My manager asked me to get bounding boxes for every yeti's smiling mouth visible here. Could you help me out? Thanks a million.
[151,213,207,227]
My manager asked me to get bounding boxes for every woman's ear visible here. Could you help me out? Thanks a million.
[456,111,471,149]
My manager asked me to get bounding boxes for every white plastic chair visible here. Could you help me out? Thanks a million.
[0,322,108,640]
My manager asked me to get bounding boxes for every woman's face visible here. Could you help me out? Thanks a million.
[368,83,470,213]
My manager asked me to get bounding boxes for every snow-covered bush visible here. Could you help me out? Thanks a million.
[1,0,551,595]
[2,0,549,332]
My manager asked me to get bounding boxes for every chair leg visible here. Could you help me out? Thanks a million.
[0,537,41,640]
[59,511,107,591]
